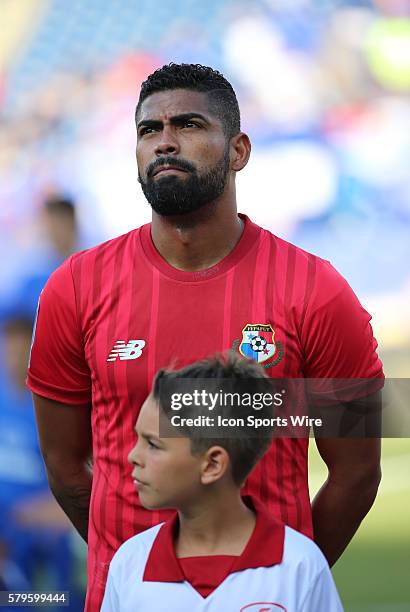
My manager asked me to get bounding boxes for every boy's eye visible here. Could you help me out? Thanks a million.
[148,439,158,449]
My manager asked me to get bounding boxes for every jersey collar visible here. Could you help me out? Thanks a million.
[143,496,285,583]
[139,214,261,282]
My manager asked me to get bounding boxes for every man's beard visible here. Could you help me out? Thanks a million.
[138,148,230,216]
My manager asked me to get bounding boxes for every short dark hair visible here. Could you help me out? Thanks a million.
[44,195,75,218]
[136,63,241,140]
[3,315,34,337]
[152,353,274,486]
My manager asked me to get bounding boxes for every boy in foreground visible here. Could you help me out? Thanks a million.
[101,354,343,611]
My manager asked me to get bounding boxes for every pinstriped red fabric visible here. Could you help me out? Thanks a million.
[146,267,161,529]
[249,231,273,507]
[27,215,383,612]
[284,244,300,531]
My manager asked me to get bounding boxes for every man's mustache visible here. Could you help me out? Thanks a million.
[146,156,196,178]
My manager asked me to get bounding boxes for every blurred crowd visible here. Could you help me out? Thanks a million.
[0,196,86,610]
[1,1,409,302]
[0,0,409,606]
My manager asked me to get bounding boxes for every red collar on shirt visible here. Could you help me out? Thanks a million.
[143,496,285,583]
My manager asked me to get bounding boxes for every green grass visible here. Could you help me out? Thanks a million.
[309,439,410,611]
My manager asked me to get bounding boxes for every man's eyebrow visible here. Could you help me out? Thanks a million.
[137,119,162,130]
[170,113,210,125]
[137,113,210,130]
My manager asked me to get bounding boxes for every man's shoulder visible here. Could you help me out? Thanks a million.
[259,224,348,294]
[262,225,331,269]
[70,226,145,268]
[45,225,146,289]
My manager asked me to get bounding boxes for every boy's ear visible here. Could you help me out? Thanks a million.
[200,446,231,485]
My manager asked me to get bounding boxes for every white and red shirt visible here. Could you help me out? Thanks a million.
[101,497,344,611]
[27,215,382,610]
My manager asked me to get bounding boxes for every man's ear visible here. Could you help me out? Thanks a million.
[230,132,251,172]
[200,446,231,485]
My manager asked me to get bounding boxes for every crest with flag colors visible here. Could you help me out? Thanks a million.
[239,323,277,364]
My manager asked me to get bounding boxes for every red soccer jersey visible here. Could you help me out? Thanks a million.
[27,215,383,611]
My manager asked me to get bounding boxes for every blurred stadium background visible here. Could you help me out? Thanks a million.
[0,0,409,610]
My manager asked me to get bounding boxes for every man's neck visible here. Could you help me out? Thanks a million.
[150,201,244,272]
[175,489,255,558]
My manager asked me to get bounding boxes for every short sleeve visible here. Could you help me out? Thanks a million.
[27,257,92,405]
[300,566,344,612]
[101,569,120,612]
[301,262,384,399]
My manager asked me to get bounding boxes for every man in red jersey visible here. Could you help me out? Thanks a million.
[28,63,383,611]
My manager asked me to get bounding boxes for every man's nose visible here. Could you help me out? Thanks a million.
[154,126,180,156]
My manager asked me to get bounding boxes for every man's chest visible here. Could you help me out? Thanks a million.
[82,274,304,404]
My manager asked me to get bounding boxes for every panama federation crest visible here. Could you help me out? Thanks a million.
[239,323,277,364]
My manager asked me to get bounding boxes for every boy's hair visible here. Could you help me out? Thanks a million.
[152,353,274,486]
[136,63,241,140]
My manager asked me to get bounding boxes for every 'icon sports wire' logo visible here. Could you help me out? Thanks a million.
[107,340,146,362]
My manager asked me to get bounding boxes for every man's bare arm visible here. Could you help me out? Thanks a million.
[33,393,93,542]
[312,435,381,567]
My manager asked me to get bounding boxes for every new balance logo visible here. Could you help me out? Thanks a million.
[107,340,146,362]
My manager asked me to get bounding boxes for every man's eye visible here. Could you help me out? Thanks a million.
[140,127,156,136]
[182,121,199,129]
[148,439,158,449]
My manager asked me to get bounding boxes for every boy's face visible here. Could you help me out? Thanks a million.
[128,395,203,510]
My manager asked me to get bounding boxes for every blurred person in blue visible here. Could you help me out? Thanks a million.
[0,308,84,608]
[21,195,80,309]
[0,194,80,320]
[41,194,79,264]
